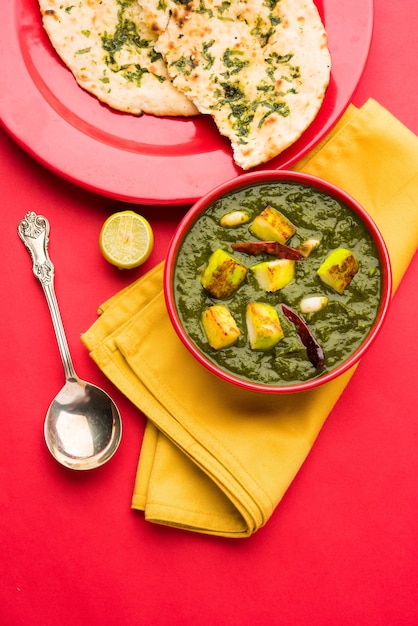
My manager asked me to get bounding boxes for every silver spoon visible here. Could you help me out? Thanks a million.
[18,212,122,470]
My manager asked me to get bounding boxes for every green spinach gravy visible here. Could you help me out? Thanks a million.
[173,182,382,386]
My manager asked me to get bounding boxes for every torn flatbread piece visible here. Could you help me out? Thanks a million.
[139,0,331,168]
[38,0,198,116]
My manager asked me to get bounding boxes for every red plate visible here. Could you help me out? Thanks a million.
[0,0,373,205]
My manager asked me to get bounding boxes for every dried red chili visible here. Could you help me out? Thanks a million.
[281,304,326,369]
[231,241,306,260]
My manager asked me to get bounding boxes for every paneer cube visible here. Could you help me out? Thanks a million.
[202,304,240,350]
[250,205,296,243]
[246,302,284,350]
[317,248,359,294]
[200,248,247,299]
[250,259,295,292]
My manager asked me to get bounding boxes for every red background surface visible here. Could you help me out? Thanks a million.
[1,1,417,624]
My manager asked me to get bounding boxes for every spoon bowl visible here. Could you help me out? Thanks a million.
[18,212,122,470]
[45,378,122,470]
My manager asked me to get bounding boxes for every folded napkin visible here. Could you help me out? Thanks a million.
[82,99,418,537]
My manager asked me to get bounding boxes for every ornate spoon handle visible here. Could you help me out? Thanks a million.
[18,212,77,381]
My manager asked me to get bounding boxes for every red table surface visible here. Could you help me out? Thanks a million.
[1,2,417,625]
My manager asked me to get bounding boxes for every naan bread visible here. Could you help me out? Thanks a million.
[38,0,198,116]
[138,0,331,169]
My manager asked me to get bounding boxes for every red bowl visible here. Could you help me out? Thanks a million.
[164,171,392,393]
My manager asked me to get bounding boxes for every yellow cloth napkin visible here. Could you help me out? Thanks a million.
[82,99,418,537]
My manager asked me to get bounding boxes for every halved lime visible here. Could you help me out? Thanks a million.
[99,210,154,269]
